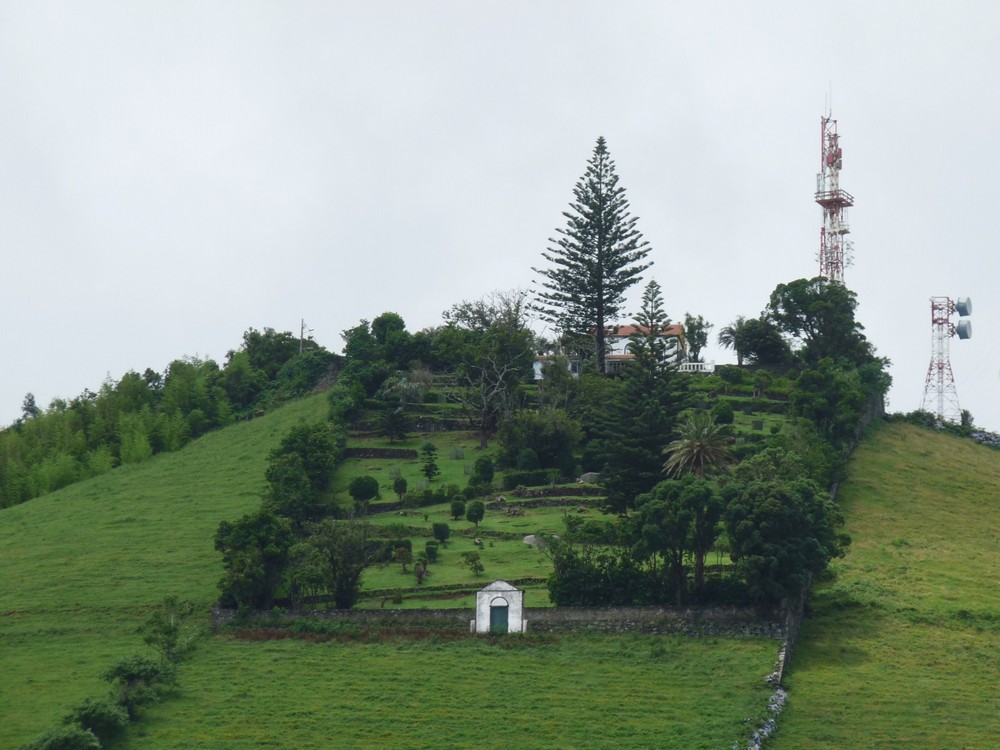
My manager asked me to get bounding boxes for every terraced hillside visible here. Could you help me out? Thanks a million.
[14,394,991,747]
[1,393,778,749]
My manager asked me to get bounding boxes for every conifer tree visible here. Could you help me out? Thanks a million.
[627,280,678,375]
[532,137,652,375]
[590,280,689,514]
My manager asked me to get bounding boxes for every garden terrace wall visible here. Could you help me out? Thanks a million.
[213,604,787,640]
[344,447,418,459]
[486,497,602,511]
[511,486,605,498]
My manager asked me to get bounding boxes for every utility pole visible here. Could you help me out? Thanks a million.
[299,319,314,354]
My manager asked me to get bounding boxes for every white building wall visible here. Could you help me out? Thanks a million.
[471,581,526,634]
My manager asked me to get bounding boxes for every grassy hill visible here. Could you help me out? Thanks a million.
[0,394,328,745]
[772,421,1000,749]
[8,397,993,748]
[0,394,778,749]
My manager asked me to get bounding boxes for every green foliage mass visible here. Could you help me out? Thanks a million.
[1,326,338,509]
[496,408,580,477]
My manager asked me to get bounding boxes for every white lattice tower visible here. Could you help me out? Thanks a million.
[921,297,961,422]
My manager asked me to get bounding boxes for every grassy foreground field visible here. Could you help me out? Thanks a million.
[771,421,1000,749]
[1,393,780,749]
[125,633,776,750]
[0,395,328,746]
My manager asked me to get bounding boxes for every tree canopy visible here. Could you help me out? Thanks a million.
[532,136,652,375]
[766,277,872,365]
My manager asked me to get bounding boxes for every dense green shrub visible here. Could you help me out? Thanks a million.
[711,400,735,425]
[349,475,380,505]
[432,523,451,545]
[424,540,439,562]
[501,469,562,490]
[496,409,581,475]
[464,481,493,499]
[19,725,101,750]
[102,655,175,718]
[64,698,129,745]
[469,455,494,485]
[717,365,744,385]
[370,538,413,563]
[465,501,485,528]
[515,447,540,470]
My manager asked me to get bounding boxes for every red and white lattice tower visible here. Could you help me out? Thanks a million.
[921,296,972,423]
[815,115,854,283]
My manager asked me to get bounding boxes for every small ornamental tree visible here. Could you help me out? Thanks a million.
[682,313,712,363]
[376,405,412,443]
[20,725,101,750]
[711,400,735,425]
[460,551,485,576]
[450,497,467,520]
[421,442,441,482]
[424,539,439,562]
[102,655,175,719]
[393,545,412,573]
[139,595,197,663]
[64,698,130,746]
[393,476,408,502]
[414,555,429,585]
[432,522,451,546]
[471,455,495,485]
[349,475,380,510]
[466,500,485,528]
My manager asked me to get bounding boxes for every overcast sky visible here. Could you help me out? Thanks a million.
[2,1,998,432]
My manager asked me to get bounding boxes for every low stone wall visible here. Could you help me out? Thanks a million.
[344,447,418,459]
[213,603,786,640]
[526,605,785,639]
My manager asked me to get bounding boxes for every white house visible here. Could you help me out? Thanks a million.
[534,323,696,379]
[471,580,526,634]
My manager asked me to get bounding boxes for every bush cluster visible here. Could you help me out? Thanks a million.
[20,600,198,750]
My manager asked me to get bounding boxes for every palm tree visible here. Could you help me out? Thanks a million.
[717,316,747,367]
[662,411,734,592]
[662,411,734,480]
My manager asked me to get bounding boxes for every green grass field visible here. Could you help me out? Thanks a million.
[771,422,1000,749]
[0,395,329,746]
[18,401,995,747]
[123,633,777,750]
[0,394,779,748]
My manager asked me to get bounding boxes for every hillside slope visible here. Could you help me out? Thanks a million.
[772,421,1000,749]
[0,394,329,746]
[1,392,780,750]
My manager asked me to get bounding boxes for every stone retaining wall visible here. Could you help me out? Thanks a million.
[213,603,787,640]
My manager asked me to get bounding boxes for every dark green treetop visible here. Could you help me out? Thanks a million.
[532,136,652,375]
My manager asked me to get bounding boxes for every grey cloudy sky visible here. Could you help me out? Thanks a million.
[2,1,999,431]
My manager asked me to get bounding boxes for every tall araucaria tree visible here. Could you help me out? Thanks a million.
[532,136,652,376]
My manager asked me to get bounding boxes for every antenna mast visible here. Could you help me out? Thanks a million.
[815,114,854,283]
[921,296,972,423]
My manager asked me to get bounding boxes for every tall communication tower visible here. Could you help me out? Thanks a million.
[921,296,972,423]
[815,114,854,283]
